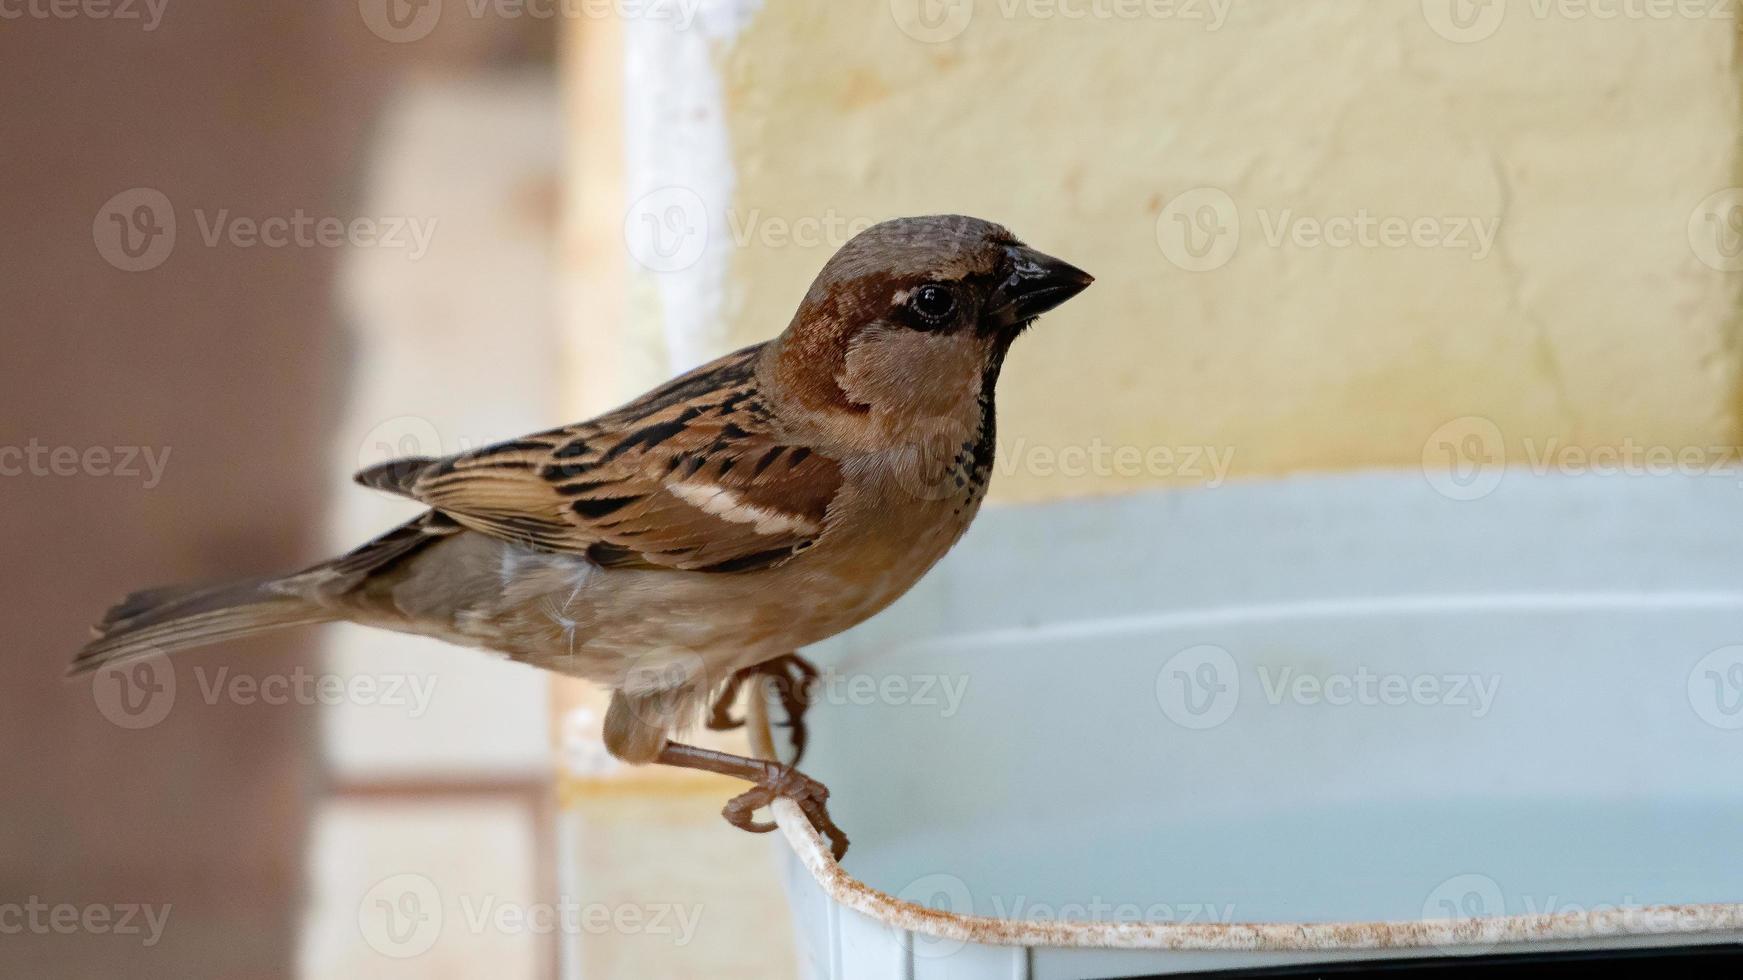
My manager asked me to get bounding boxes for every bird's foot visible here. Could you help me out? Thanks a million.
[722,765,849,861]
[706,653,820,763]
[654,741,849,861]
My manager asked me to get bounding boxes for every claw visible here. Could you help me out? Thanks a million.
[657,741,851,862]
[705,654,820,763]
[722,788,779,834]
[706,669,749,732]
[720,765,849,860]
[706,660,764,732]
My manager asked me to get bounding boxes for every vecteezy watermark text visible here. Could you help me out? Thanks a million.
[996,437,1234,485]
[0,0,168,30]
[190,209,437,258]
[0,898,171,947]
[889,0,1233,44]
[744,668,970,718]
[0,440,170,488]
[1421,416,1743,501]
[1421,872,1714,954]
[1156,645,1501,730]
[987,895,1237,924]
[893,872,1234,958]
[359,0,701,43]
[94,188,438,272]
[457,894,702,943]
[91,654,439,730]
[1156,187,1499,271]
[1423,0,1743,44]
[1256,665,1500,717]
[358,873,702,958]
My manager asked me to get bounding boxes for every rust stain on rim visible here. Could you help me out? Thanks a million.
[746,695,1743,952]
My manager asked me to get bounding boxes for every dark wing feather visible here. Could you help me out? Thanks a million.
[350,343,842,573]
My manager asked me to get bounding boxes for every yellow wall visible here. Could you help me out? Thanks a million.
[711,2,1741,502]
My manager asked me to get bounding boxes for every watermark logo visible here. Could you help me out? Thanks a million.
[624,186,708,273]
[890,415,978,502]
[360,873,444,958]
[1422,872,1505,953]
[890,0,975,42]
[1688,645,1743,730]
[91,652,176,730]
[1421,0,1507,42]
[1689,188,1743,272]
[894,873,975,957]
[360,0,443,41]
[1156,644,1240,729]
[1156,187,1240,272]
[1422,416,1507,501]
[620,651,710,730]
[93,188,176,272]
[355,416,509,478]
[357,416,449,474]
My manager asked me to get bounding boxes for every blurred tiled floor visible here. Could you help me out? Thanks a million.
[302,798,545,977]
[301,71,797,979]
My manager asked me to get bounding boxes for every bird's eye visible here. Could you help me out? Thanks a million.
[910,283,957,326]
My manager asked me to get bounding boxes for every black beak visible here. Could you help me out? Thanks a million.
[989,245,1094,328]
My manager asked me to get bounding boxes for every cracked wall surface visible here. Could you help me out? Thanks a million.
[703,2,1742,501]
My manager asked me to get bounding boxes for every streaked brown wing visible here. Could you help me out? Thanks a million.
[352,343,843,573]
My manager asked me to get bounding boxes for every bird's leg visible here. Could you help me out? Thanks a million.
[704,669,752,731]
[705,653,820,763]
[655,741,850,861]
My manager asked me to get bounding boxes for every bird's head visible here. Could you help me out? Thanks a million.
[767,214,1093,432]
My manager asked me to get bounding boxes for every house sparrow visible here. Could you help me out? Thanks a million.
[70,214,1092,860]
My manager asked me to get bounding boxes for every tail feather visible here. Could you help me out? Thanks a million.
[95,581,208,632]
[72,514,458,676]
[70,578,332,675]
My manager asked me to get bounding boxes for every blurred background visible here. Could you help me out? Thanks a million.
[4,1,1739,977]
